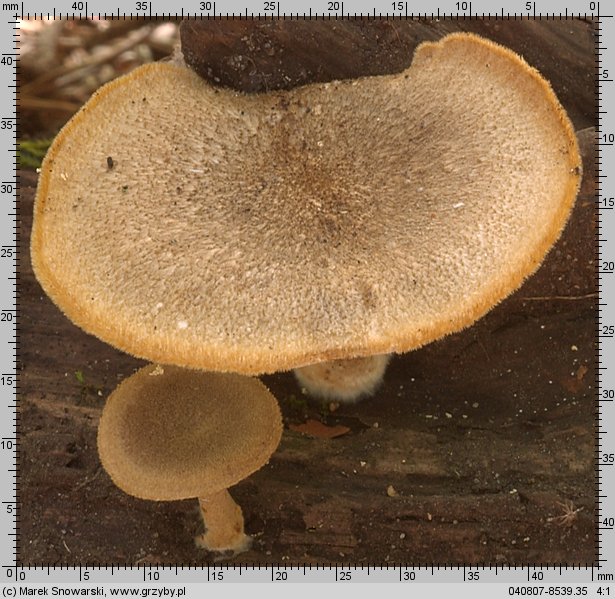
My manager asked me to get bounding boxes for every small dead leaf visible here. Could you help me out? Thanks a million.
[561,364,589,393]
[575,364,588,381]
[289,419,350,439]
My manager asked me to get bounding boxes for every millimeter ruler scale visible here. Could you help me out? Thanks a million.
[1,0,613,595]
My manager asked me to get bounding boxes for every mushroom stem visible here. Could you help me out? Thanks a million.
[195,489,252,553]
[293,354,392,403]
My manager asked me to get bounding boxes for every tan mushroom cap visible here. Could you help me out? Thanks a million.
[32,33,581,375]
[97,365,282,501]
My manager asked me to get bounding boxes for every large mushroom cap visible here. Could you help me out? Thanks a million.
[97,365,282,500]
[32,33,581,374]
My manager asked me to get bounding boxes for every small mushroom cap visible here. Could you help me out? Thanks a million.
[294,354,391,402]
[32,33,581,374]
[97,365,282,501]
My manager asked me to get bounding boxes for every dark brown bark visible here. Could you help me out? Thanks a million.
[180,19,595,130]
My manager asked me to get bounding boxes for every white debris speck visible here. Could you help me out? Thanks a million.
[472,402,479,408]
[453,202,464,209]
[60,172,68,181]
[360,461,367,467]
[317,140,324,148]
[149,365,165,376]
[571,345,578,351]
[387,485,398,497]
[177,320,189,330]
[445,412,453,419]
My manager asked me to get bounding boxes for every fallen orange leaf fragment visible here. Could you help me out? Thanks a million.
[289,419,351,439]
[575,365,588,381]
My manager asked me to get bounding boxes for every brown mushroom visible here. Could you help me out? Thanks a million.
[31,33,581,388]
[97,364,282,553]
[294,354,391,402]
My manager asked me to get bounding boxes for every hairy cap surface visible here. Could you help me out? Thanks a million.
[32,33,581,373]
[97,365,282,500]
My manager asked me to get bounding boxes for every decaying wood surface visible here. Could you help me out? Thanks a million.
[19,19,596,566]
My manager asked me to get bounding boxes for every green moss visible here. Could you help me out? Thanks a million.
[284,393,308,411]
[18,138,52,170]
